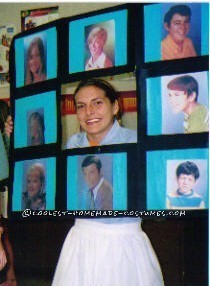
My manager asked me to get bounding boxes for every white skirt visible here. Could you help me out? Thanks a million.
[52,219,164,286]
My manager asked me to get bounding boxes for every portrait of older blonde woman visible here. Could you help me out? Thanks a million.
[85,21,115,71]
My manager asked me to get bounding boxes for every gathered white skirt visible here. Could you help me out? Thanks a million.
[52,219,164,286]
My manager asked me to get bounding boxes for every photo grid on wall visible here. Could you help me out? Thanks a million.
[8,3,208,219]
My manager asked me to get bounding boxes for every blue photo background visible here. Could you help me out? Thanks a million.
[12,157,56,211]
[147,148,209,210]
[69,9,127,73]
[146,71,209,135]
[67,152,127,210]
[14,91,57,148]
[15,27,57,88]
[144,3,209,62]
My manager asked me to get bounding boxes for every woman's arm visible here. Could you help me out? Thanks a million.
[0,226,7,270]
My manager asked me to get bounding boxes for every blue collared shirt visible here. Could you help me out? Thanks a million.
[66,120,137,148]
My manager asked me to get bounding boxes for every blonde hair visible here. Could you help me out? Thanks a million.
[87,26,108,47]
[27,163,46,194]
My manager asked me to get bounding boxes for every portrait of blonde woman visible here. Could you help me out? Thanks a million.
[85,20,115,71]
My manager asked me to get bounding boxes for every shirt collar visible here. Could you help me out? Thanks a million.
[92,177,104,200]
[83,120,120,146]
[100,120,120,144]
[177,189,193,197]
[89,52,106,68]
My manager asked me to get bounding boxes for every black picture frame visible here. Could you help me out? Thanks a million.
[10,19,61,91]
[59,144,140,216]
[146,147,209,213]
[60,4,136,83]
[143,3,209,64]
[9,152,60,221]
[7,3,208,221]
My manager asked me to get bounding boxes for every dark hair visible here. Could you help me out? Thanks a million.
[82,155,102,172]
[74,78,119,105]
[29,112,45,131]
[0,100,10,132]
[28,111,45,145]
[176,161,200,180]
[164,5,191,26]
[167,75,198,101]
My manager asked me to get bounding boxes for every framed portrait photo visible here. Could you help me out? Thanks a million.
[61,73,137,149]
[144,3,209,63]
[146,70,209,135]
[12,156,56,212]
[166,159,208,210]
[146,148,208,211]
[14,26,57,88]
[68,6,131,75]
[66,152,128,211]
[84,20,115,71]
[14,90,58,149]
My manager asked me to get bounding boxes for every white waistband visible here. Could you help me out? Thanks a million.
[74,218,142,235]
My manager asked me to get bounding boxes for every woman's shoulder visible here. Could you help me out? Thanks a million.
[105,121,137,144]
[66,132,87,149]
[118,125,137,143]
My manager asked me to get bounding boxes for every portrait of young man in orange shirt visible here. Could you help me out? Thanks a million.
[161,5,197,60]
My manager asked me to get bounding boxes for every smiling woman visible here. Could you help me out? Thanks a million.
[25,37,46,85]
[53,79,164,286]
[74,85,119,145]
[66,78,137,148]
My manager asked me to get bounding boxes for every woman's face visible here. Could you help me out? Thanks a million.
[29,117,44,146]
[75,85,119,141]
[88,36,104,58]
[29,45,42,74]
[27,169,42,198]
